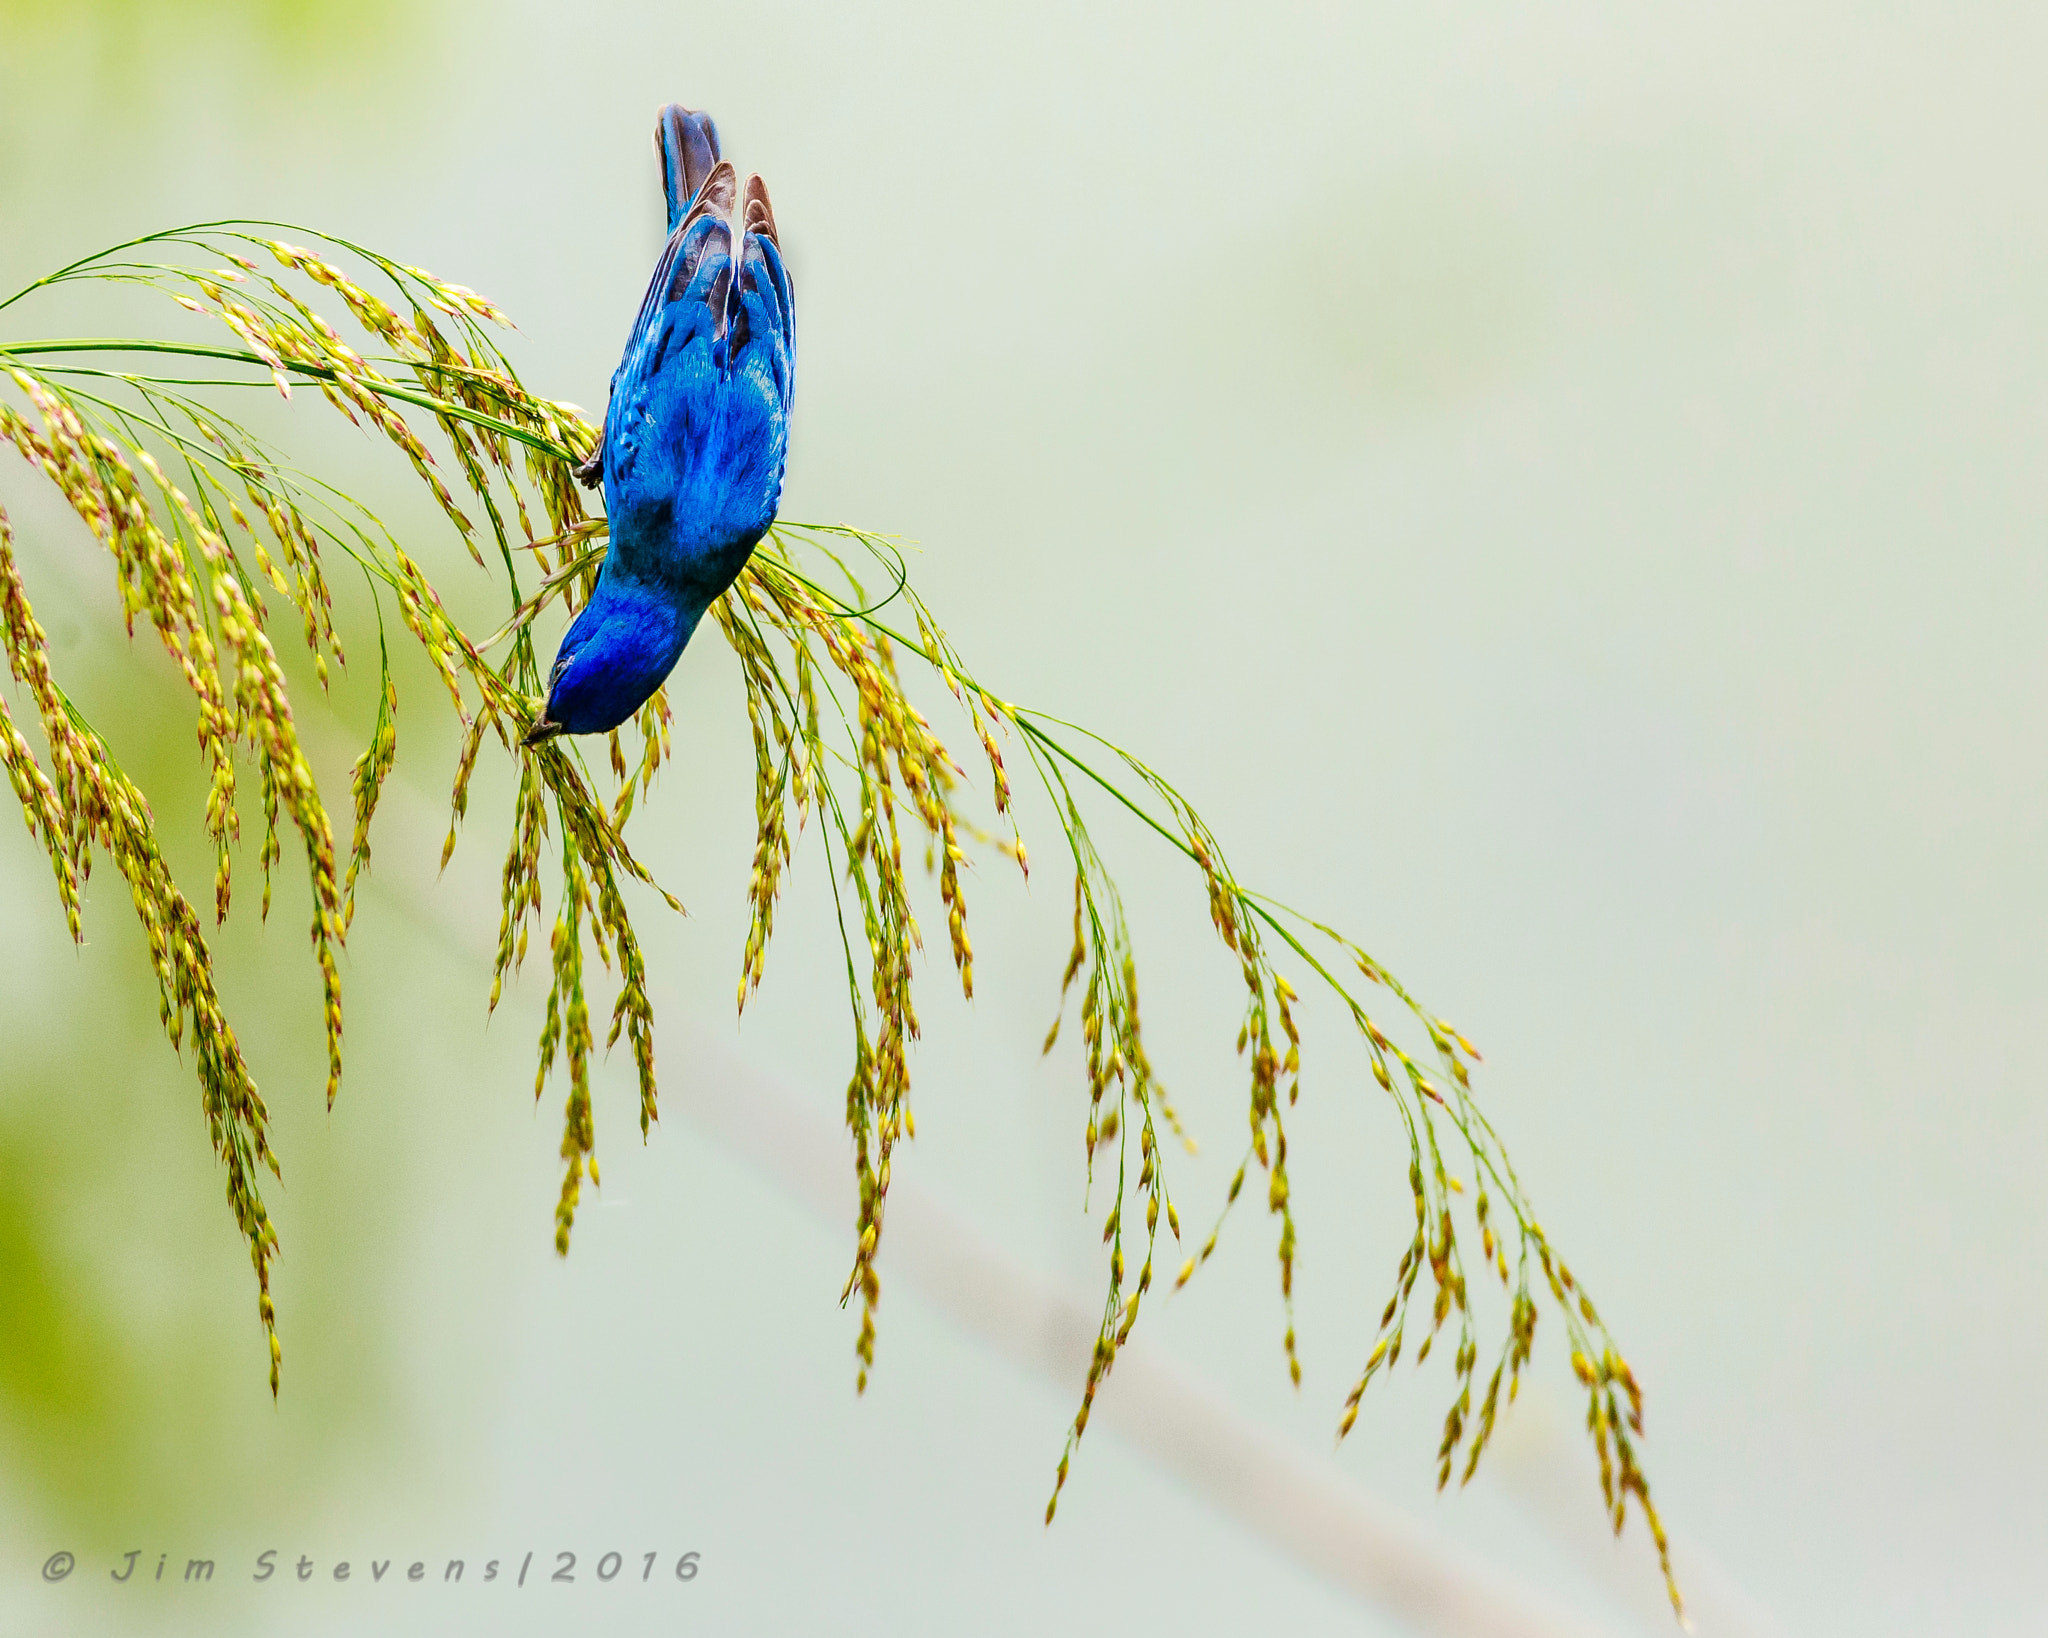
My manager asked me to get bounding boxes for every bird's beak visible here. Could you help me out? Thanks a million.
[522,715,564,748]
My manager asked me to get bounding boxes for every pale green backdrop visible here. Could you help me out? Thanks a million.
[1,3,2042,1634]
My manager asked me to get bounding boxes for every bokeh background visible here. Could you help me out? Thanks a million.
[2,3,2044,1633]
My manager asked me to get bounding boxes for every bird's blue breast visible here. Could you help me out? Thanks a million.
[542,574,697,737]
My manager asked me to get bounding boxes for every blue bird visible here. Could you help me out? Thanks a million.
[526,104,794,743]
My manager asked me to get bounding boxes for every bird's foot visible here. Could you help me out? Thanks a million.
[521,714,565,748]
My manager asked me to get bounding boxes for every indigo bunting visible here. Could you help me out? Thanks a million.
[526,104,794,743]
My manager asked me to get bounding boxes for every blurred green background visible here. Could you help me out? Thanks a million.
[3,2,2045,1633]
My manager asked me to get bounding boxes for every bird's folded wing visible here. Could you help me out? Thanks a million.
[600,164,738,493]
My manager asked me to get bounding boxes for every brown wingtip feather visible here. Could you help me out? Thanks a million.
[684,161,738,230]
[743,174,779,246]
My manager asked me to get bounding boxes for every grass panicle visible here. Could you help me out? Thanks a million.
[0,222,1681,1620]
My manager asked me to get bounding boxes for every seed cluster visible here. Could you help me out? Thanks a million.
[0,221,614,1378]
[0,357,345,1392]
[1,226,1679,1617]
[705,530,988,1389]
[1302,927,1681,1616]
[481,736,673,1253]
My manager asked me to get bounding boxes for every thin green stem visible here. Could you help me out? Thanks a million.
[0,340,569,458]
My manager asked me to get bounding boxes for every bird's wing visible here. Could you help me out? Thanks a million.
[702,172,795,536]
[600,165,737,538]
[733,172,794,383]
[617,170,793,581]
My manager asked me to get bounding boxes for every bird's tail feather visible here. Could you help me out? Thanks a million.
[656,104,723,233]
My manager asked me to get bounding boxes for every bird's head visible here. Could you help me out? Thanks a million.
[526,571,701,743]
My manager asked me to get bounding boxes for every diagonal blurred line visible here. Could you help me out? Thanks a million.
[690,1042,1601,1638]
